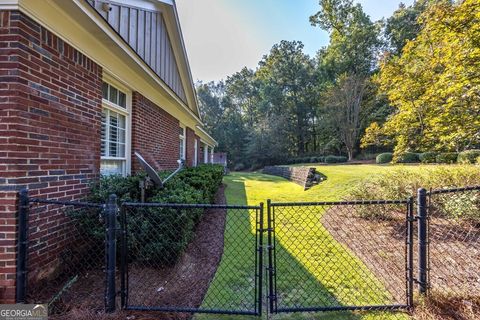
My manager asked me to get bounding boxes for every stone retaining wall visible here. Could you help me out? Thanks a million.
[262,166,325,190]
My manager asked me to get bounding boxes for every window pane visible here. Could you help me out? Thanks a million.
[179,127,184,136]
[110,141,118,157]
[119,92,126,108]
[109,86,118,104]
[101,159,124,176]
[102,82,109,100]
[118,115,126,129]
[118,144,125,157]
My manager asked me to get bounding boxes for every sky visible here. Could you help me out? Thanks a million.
[175,0,415,83]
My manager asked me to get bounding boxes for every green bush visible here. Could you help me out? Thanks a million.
[376,153,393,164]
[347,165,480,221]
[419,152,437,163]
[457,149,480,164]
[395,152,420,163]
[436,152,458,164]
[77,165,225,266]
[325,155,348,163]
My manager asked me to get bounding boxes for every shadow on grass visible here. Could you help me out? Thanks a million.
[197,178,359,320]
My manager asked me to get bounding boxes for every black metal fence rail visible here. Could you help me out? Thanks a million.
[267,199,414,314]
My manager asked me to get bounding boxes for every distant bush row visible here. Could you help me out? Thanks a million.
[286,155,348,164]
[375,150,480,165]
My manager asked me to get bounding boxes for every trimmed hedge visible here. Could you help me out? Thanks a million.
[376,153,393,164]
[457,149,480,164]
[419,152,437,163]
[395,152,420,163]
[325,155,348,163]
[436,152,458,164]
[75,165,225,266]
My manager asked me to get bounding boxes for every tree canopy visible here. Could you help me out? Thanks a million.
[198,0,480,168]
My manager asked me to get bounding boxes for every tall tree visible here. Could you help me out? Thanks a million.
[256,40,317,155]
[373,0,480,154]
[323,74,367,160]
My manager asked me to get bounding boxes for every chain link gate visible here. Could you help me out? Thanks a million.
[119,202,264,316]
[266,199,414,315]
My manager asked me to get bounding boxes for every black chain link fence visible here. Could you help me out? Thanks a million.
[15,185,480,318]
[426,187,480,299]
[24,197,106,316]
[121,202,263,316]
[268,200,413,315]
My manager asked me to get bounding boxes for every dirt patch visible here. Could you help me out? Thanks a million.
[49,184,228,320]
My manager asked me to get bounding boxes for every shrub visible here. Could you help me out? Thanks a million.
[376,153,393,164]
[79,165,225,266]
[395,152,420,163]
[436,152,458,164]
[325,155,348,163]
[457,149,480,164]
[347,165,480,220]
[233,163,246,171]
[477,156,480,165]
[419,152,437,163]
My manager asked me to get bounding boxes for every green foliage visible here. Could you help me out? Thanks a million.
[376,153,393,164]
[436,152,458,164]
[457,150,480,164]
[394,152,420,163]
[325,155,348,163]
[374,0,480,154]
[79,165,224,266]
[419,152,437,163]
[348,165,480,220]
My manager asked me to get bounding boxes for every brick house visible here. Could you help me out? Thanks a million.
[0,0,217,303]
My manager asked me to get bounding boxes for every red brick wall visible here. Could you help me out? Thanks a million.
[0,11,102,303]
[185,127,195,167]
[131,92,180,172]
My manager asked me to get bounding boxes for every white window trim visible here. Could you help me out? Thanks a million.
[101,75,132,176]
[179,124,186,161]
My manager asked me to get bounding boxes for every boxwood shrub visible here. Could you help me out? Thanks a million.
[376,153,393,164]
[325,155,348,163]
[419,152,437,163]
[457,149,480,164]
[73,164,225,266]
[436,152,458,164]
[395,152,420,163]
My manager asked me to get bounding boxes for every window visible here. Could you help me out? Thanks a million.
[102,82,126,108]
[101,80,130,176]
[179,126,186,160]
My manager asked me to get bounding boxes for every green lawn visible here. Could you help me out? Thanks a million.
[198,164,410,320]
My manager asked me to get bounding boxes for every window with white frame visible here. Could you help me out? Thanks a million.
[101,81,130,176]
[179,126,186,161]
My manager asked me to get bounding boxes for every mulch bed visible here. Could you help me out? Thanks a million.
[49,184,228,320]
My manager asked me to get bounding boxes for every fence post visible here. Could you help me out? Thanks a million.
[417,188,428,295]
[16,188,29,303]
[266,199,275,313]
[105,194,117,313]
[257,203,264,316]
[119,204,127,309]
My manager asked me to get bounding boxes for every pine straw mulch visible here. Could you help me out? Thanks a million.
[322,205,480,319]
